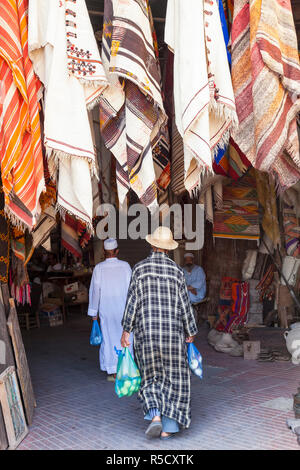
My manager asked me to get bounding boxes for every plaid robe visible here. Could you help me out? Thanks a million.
[122,251,198,428]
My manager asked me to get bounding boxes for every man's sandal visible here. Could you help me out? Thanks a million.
[145,420,162,438]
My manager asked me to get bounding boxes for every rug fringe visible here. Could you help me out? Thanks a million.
[86,93,103,111]
[187,166,215,199]
[4,206,31,233]
[209,99,239,128]
[46,146,98,179]
[56,202,94,236]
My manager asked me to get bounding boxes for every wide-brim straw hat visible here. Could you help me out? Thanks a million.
[146,226,178,250]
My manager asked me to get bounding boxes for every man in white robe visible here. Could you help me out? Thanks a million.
[88,238,132,381]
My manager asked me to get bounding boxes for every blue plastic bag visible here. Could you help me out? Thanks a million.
[89,320,102,346]
[187,343,203,379]
[114,347,141,398]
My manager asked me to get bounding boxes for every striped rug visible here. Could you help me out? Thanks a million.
[0,0,45,230]
[231,0,300,190]
[100,0,168,212]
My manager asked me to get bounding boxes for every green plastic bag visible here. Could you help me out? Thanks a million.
[114,347,141,398]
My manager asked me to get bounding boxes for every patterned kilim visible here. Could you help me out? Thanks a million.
[213,138,252,181]
[213,172,260,241]
[215,276,239,332]
[0,0,45,230]
[149,4,170,194]
[226,281,250,332]
[61,214,86,259]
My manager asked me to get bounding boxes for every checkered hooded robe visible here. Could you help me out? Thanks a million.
[122,251,198,428]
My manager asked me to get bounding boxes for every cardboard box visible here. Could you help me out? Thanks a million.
[243,341,261,360]
[75,290,88,303]
[40,305,63,327]
[64,282,79,294]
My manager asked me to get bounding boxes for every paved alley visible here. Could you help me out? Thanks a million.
[17,315,300,450]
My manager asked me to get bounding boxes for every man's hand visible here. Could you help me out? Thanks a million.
[186,335,196,343]
[92,316,98,321]
[121,331,130,348]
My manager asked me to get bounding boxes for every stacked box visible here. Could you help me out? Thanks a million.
[39,304,63,327]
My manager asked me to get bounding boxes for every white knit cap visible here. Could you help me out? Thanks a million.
[104,238,118,250]
[184,253,194,258]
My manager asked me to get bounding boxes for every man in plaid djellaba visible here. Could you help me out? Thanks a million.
[121,226,198,440]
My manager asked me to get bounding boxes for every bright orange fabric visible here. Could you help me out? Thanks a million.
[0,0,44,230]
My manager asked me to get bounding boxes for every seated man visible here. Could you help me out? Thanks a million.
[182,253,206,304]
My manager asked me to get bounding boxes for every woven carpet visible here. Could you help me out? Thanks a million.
[213,172,260,241]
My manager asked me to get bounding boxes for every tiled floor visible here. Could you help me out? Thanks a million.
[17,315,300,450]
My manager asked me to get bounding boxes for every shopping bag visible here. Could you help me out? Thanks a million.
[114,347,141,398]
[89,320,102,346]
[187,343,203,378]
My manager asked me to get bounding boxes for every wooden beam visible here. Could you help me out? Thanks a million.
[7,299,36,426]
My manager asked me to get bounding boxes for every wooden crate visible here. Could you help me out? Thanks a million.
[243,341,261,360]
[7,299,36,426]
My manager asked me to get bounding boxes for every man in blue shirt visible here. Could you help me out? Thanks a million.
[182,253,206,304]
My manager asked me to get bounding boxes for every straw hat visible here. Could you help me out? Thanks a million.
[146,226,178,250]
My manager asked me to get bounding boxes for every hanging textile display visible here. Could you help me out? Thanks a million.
[218,0,231,65]
[164,0,238,195]
[0,183,10,283]
[213,138,252,180]
[9,252,31,306]
[24,204,57,265]
[61,213,92,259]
[226,281,250,333]
[215,276,238,332]
[231,0,300,190]
[255,171,280,248]
[39,112,57,212]
[165,50,186,197]
[0,0,45,231]
[11,227,26,263]
[28,0,108,232]
[213,171,260,241]
[213,0,252,181]
[281,180,300,258]
[99,0,168,212]
[150,6,171,198]
[198,174,224,224]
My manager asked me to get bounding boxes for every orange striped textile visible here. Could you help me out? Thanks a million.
[0,0,45,231]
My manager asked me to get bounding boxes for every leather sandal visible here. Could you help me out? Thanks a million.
[145,420,162,438]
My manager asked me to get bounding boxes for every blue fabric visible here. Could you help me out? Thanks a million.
[183,265,206,304]
[144,409,180,433]
[214,0,232,167]
[217,0,231,66]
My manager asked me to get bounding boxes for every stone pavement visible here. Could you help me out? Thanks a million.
[17,315,300,450]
